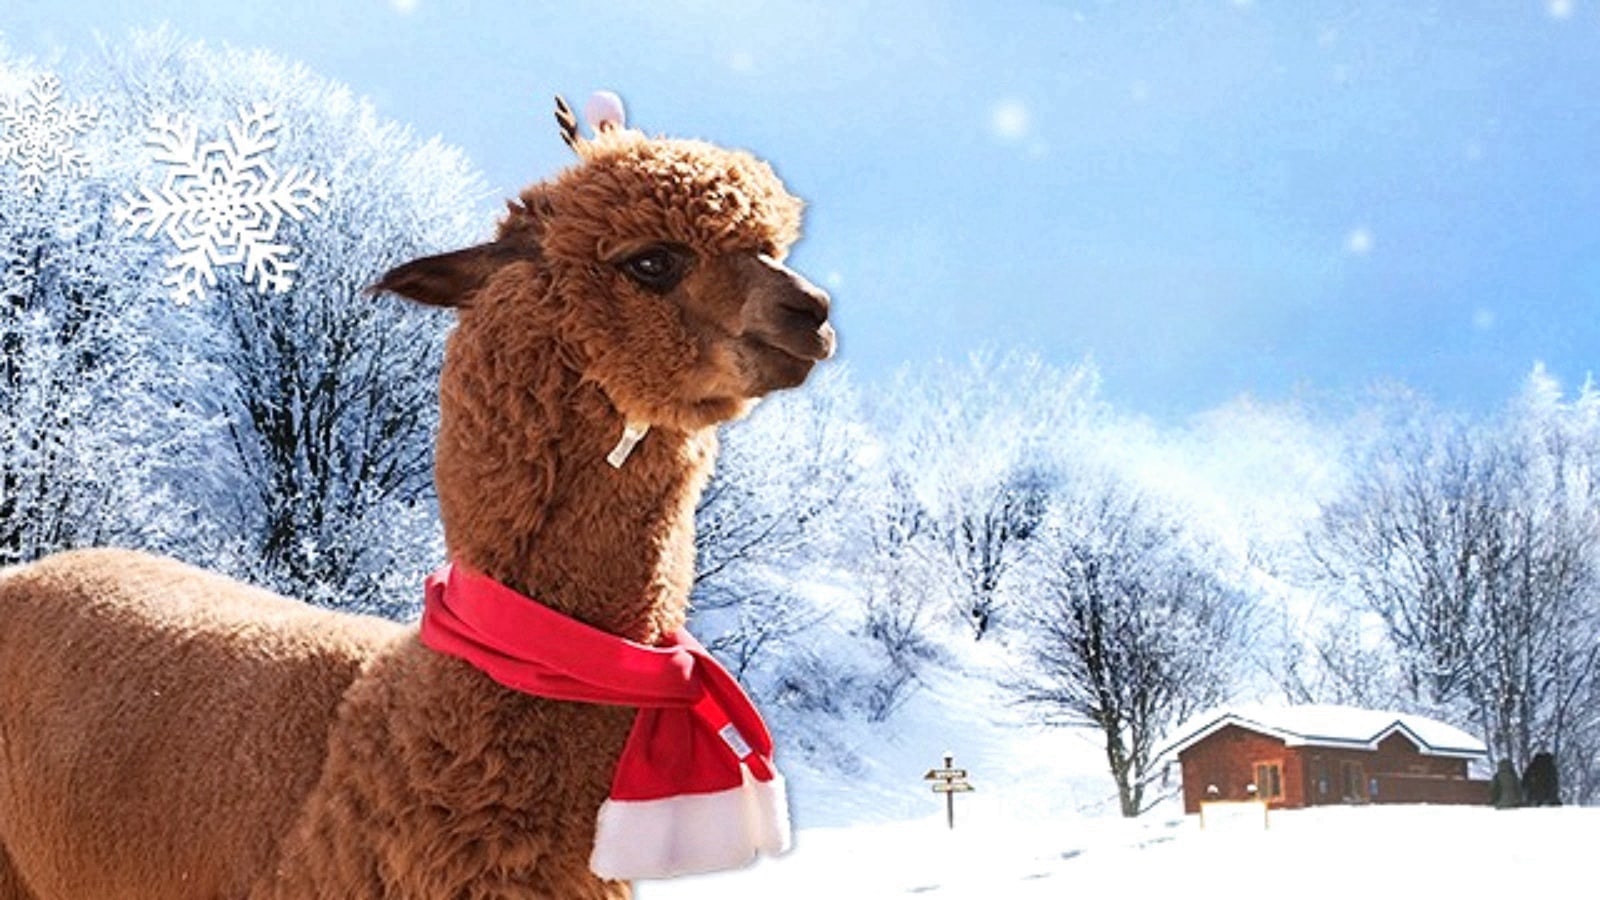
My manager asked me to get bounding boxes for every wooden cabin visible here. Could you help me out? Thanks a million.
[1162,705,1490,815]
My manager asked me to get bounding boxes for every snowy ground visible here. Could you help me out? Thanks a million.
[641,640,1591,898]
[640,804,1594,898]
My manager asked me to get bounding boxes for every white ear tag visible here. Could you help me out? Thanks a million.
[607,421,650,468]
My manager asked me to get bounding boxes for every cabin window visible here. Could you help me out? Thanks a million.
[1253,762,1283,800]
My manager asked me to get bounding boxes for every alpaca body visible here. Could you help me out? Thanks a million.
[0,549,391,899]
[0,550,638,900]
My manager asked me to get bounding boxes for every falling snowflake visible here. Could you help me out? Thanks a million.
[115,102,330,305]
[0,73,98,196]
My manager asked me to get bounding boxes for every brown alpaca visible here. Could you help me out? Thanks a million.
[0,94,834,900]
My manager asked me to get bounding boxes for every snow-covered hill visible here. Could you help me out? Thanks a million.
[769,639,1123,831]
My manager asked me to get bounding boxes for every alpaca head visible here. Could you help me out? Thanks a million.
[372,93,836,434]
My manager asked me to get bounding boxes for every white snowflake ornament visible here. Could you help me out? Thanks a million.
[0,74,98,196]
[115,102,330,305]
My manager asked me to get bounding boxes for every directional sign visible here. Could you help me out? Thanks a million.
[923,752,974,829]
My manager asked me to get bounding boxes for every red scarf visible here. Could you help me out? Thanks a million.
[418,563,789,880]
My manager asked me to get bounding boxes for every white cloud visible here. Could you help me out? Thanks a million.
[390,0,420,14]
[1472,308,1496,332]
[1548,0,1574,20]
[990,99,1031,141]
[1344,227,1374,255]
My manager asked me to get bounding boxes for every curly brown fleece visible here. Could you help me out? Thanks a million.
[0,108,832,900]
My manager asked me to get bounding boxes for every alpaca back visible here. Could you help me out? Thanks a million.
[0,548,401,900]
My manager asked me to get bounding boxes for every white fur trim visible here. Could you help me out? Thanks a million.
[589,769,790,881]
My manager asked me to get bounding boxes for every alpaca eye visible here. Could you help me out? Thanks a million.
[619,247,685,292]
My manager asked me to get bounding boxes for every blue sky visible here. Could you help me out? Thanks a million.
[7,1,1599,419]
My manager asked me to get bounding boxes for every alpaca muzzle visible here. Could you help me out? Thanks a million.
[741,255,836,362]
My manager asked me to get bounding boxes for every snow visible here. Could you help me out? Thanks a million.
[640,804,1594,898]
[772,646,1116,829]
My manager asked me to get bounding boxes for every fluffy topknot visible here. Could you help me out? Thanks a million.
[509,97,804,264]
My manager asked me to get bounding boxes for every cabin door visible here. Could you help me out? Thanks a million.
[1340,761,1365,803]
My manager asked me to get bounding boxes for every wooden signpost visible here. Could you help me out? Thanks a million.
[923,751,974,829]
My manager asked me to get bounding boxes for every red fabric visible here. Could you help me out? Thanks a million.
[419,563,776,800]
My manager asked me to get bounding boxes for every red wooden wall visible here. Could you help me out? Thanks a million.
[1178,724,1487,814]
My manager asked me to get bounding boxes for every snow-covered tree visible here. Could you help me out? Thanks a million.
[1273,610,1403,709]
[830,461,944,721]
[1,33,486,618]
[1014,474,1252,817]
[874,351,1100,639]
[856,467,940,660]
[0,54,215,566]
[1309,410,1487,707]
[1307,372,1600,795]
[90,32,488,617]
[691,368,864,683]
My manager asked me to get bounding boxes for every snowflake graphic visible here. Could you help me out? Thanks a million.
[115,102,330,305]
[0,73,98,196]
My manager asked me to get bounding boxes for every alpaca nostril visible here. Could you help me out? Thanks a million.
[781,277,831,328]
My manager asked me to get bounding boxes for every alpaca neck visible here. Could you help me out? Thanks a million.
[431,332,715,644]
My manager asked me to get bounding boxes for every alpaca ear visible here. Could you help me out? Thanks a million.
[367,241,538,308]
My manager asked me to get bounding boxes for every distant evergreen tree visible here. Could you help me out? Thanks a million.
[1522,752,1561,807]
[1491,759,1522,809]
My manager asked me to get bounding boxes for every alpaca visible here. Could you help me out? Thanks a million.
[0,93,834,900]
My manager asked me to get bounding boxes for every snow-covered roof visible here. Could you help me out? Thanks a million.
[1161,704,1487,760]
